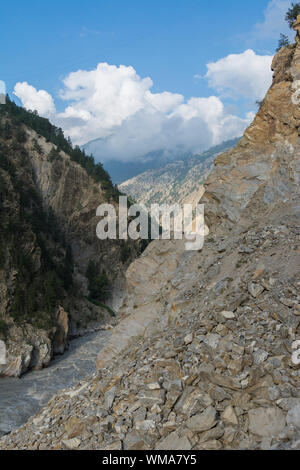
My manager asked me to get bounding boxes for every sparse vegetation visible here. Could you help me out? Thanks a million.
[0,120,74,329]
[0,318,8,338]
[48,147,62,162]
[16,129,27,143]
[276,3,299,51]
[285,2,300,28]
[0,95,120,201]
[120,242,132,263]
[276,33,290,51]
[32,138,43,154]
[86,260,110,302]
[85,298,116,317]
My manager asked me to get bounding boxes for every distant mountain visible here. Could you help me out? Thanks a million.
[119,139,240,207]
[82,140,194,184]
[103,150,194,184]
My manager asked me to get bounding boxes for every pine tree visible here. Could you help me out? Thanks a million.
[285,2,300,28]
[12,284,26,319]
[276,33,290,51]
[86,261,110,302]
[63,245,74,289]
[44,271,59,313]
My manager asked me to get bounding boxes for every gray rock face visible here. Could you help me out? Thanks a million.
[248,408,286,437]
[186,407,218,433]
[156,431,192,451]
[248,282,265,298]
[287,405,300,430]
[61,438,81,450]
[104,387,117,410]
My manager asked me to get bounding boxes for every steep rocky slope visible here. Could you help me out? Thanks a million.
[119,140,238,207]
[0,102,141,377]
[0,16,299,451]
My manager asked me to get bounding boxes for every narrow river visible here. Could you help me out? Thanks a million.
[0,329,111,436]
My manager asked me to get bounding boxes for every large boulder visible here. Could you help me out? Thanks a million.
[248,407,286,437]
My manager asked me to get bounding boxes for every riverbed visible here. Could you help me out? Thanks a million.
[0,329,111,436]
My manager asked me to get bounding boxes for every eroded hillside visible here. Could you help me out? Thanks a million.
[0,102,141,377]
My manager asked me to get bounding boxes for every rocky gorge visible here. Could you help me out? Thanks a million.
[0,15,300,452]
[0,101,142,378]
[0,328,112,437]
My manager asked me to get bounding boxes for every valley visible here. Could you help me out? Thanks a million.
[119,139,239,207]
[0,6,300,454]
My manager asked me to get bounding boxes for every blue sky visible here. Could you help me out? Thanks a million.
[0,0,296,161]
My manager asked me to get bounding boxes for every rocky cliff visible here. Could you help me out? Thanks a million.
[0,102,142,377]
[0,17,299,451]
[203,35,300,229]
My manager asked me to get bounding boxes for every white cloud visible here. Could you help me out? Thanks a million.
[205,50,273,101]
[14,82,56,117]
[83,96,251,162]
[254,0,293,40]
[171,96,251,145]
[14,52,272,162]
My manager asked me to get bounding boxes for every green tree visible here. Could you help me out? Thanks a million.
[32,138,43,154]
[4,122,12,140]
[120,242,132,263]
[86,260,98,282]
[0,244,5,268]
[11,284,26,320]
[48,147,61,162]
[89,273,110,301]
[86,261,110,302]
[62,245,74,289]
[16,129,27,143]
[276,33,290,51]
[0,319,8,338]
[44,271,61,313]
[285,2,300,28]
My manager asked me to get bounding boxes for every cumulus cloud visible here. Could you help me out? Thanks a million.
[14,82,56,117]
[205,50,273,101]
[254,0,293,40]
[84,95,252,162]
[14,52,272,162]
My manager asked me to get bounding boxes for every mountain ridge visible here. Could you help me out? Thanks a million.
[119,139,239,207]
